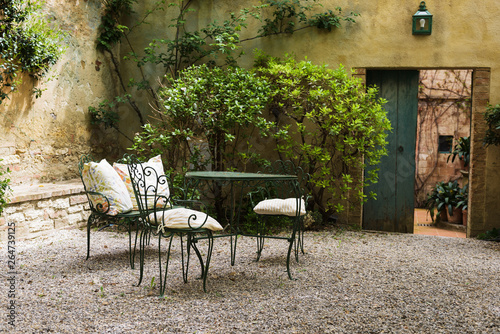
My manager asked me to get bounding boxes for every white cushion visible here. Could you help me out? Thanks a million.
[113,155,170,210]
[81,159,133,215]
[150,208,223,232]
[253,198,306,217]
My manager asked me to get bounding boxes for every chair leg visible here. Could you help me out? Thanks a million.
[128,218,142,270]
[255,216,266,262]
[286,232,296,280]
[159,234,175,297]
[230,234,238,266]
[179,234,190,283]
[298,217,305,256]
[86,213,97,260]
[135,227,150,287]
[190,235,205,280]
[256,235,265,262]
[202,231,214,293]
[128,219,134,269]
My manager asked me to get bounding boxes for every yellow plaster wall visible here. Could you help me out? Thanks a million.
[2,0,498,234]
[123,0,499,234]
[0,0,121,185]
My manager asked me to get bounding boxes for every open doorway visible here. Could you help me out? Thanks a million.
[414,69,472,238]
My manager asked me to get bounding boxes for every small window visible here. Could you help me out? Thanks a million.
[438,135,453,153]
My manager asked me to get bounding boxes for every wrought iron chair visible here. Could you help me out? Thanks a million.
[250,160,308,279]
[127,156,222,296]
[78,154,141,269]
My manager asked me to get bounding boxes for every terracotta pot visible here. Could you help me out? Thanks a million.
[462,209,468,226]
[447,208,463,224]
[439,210,448,222]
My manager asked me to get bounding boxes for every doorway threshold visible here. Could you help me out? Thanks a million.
[414,208,466,238]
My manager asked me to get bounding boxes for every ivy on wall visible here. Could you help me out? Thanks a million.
[0,0,65,104]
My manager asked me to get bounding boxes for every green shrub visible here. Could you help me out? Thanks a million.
[0,160,11,216]
[130,64,274,222]
[0,0,66,103]
[130,64,273,173]
[256,55,390,220]
[484,104,500,147]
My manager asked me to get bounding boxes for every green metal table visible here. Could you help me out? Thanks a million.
[185,171,304,279]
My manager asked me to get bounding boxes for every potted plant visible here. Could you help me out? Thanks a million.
[424,181,446,223]
[447,136,470,169]
[456,183,468,226]
[425,181,463,224]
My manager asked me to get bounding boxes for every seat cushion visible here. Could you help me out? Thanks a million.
[113,155,170,210]
[81,159,133,215]
[253,198,306,217]
[149,208,223,232]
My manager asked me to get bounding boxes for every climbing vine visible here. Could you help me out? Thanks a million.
[89,0,359,136]
[0,0,65,104]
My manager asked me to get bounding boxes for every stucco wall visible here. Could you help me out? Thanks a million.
[129,0,499,235]
[2,0,499,235]
[0,0,121,185]
[231,0,498,235]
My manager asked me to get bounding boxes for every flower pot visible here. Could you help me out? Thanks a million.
[439,210,448,222]
[462,209,468,227]
[447,208,462,224]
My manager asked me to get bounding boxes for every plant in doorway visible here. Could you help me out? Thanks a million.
[447,136,470,168]
[425,180,463,224]
[424,181,446,223]
[456,183,468,226]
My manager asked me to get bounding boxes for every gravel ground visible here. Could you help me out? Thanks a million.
[1,227,499,333]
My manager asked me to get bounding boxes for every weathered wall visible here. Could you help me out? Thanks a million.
[2,0,500,235]
[0,0,121,186]
[123,0,496,235]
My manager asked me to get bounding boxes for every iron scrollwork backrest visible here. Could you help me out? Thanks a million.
[78,154,111,214]
[127,155,172,227]
[261,160,307,200]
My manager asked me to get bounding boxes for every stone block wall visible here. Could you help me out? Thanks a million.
[0,180,89,242]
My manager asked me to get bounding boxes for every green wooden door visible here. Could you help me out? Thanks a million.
[363,70,419,233]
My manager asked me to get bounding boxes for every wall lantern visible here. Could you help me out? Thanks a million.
[412,1,432,35]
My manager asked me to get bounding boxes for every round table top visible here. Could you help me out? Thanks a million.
[185,171,298,181]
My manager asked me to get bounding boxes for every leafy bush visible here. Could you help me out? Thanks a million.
[0,0,66,103]
[130,64,274,222]
[484,104,500,147]
[477,228,499,241]
[130,64,274,174]
[0,160,11,216]
[448,136,470,167]
[255,55,390,220]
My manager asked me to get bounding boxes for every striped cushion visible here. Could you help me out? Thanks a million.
[149,208,223,232]
[253,198,306,217]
